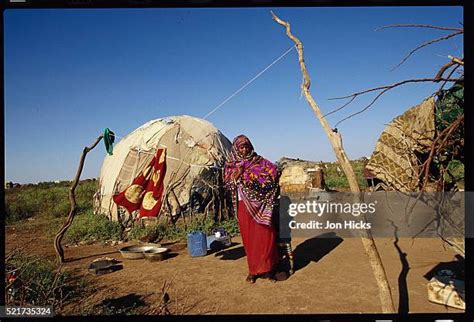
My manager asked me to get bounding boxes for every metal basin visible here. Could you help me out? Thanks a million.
[119,244,162,260]
[144,247,170,262]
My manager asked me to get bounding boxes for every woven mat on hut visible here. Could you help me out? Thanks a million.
[366,97,436,191]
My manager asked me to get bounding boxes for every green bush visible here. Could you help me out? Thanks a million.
[444,160,465,189]
[183,215,216,235]
[64,211,122,244]
[217,217,239,236]
[445,160,464,181]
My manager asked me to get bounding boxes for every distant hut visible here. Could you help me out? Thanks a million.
[278,157,327,194]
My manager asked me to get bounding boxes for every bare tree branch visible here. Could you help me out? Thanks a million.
[438,65,462,93]
[334,79,460,127]
[435,61,457,80]
[420,114,464,192]
[325,23,463,122]
[54,134,104,263]
[329,78,458,101]
[391,31,463,71]
[376,24,463,32]
[448,55,464,65]
[324,78,459,126]
[323,95,356,118]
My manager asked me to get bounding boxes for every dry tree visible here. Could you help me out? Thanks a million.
[324,23,464,192]
[271,14,464,313]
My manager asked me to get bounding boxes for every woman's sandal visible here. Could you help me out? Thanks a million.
[260,271,289,283]
[273,271,290,281]
[245,274,257,284]
[259,272,277,283]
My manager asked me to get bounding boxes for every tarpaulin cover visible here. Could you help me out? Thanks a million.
[113,148,167,218]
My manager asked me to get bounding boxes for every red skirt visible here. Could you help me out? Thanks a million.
[238,200,279,275]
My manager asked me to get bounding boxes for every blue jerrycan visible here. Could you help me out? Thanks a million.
[187,231,207,257]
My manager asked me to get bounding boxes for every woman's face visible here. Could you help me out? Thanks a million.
[238,144,251,158]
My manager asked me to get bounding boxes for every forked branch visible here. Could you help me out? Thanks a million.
[271,11,395,314]
[54,134,104,263]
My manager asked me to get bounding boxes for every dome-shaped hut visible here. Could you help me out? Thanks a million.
[94,115,232,227]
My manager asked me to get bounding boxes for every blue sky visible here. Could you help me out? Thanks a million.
[4,7,463,183]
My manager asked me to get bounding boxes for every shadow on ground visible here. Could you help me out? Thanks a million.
[214,244,245,260]
[424,254,465,281]
[293,232,343,272]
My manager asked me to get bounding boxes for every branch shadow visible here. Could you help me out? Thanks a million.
[393,237,410,313]
[386,219,411,313]
[293,232,343,272]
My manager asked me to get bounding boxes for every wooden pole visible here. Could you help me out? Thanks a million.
[271,12,395,313]
[54,135,104,264]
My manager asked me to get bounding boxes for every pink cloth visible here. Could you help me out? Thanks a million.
[224,135,279,226]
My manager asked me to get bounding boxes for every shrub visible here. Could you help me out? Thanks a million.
[127,222,169,241]
[214,217,239,236]
[82,302,141,316]
[6,251,68,307]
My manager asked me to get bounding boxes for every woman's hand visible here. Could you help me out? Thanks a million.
[233,166,244,182]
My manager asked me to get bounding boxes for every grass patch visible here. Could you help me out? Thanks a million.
[5,179,121,244]
[63,211,122,244]
[83,303,141,316]
[5,180,98,224]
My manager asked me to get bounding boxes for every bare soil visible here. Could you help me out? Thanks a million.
[5,219,463,315]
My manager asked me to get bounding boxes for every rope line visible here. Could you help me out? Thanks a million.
[108,46,295,140]
[202,45,295,120]
[127,147,224,169]
[103,46,295,171]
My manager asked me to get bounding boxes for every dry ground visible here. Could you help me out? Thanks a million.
[5,219,464,315]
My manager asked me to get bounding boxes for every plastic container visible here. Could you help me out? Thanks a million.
[207,235,232,251]
[187,231,207,257]
[206,235,217,250]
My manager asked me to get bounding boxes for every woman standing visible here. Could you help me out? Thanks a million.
[224,135,284,283]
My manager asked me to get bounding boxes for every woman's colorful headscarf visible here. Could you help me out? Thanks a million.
[229,135,255,161]
[224,135,279,226]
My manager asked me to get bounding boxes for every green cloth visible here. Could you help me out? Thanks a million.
[104,128,115,155]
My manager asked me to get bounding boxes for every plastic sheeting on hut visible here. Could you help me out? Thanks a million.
[366,97,436,192]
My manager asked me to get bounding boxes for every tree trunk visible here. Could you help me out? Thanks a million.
[272,12,395,313]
